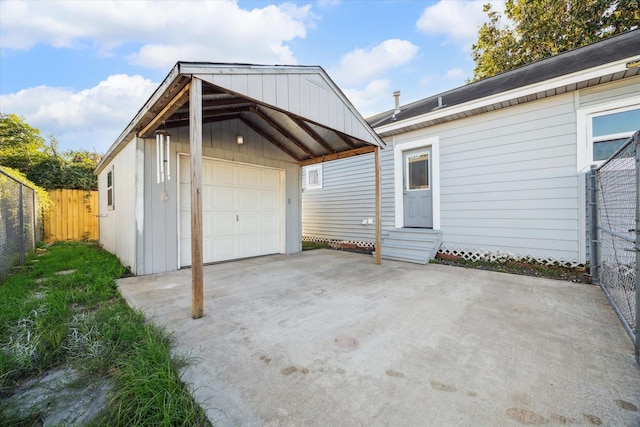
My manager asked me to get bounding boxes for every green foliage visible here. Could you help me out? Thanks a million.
[0,114,99,191]
[0,113,48,171]
[471,0,640,81]
[1,166,52,212]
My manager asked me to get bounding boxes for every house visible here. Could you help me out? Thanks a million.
[95,63,385,280]
[302,30,640,266]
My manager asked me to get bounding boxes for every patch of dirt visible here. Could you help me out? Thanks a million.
[434,257,592,284]
[1,366,111,426]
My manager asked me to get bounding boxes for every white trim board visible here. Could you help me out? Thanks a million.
[394,137,440,230]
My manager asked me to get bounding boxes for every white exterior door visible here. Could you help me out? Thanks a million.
[403,148,433,228]
[179,156,283,266]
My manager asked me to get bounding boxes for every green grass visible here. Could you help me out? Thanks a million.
[302,241,331,251]
[0,242,211,426]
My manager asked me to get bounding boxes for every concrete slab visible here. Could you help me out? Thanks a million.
[118,250,640,426]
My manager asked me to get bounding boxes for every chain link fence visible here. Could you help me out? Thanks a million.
[589,130,640,364]
[0,168,42,277]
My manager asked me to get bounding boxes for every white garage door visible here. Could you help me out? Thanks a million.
[179,155,283,267]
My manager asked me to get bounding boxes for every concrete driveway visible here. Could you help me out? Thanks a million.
[118,250,640,426]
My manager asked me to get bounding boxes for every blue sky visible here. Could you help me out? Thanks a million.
[0,0,504,153]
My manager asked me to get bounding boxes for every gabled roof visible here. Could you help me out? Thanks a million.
[371,30,640,137]
[97,62,384,173]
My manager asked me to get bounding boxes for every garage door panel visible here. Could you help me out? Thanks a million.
[238,168,261,187]
[261,191,280,210]
[180,184,190,209]
[213,238,235,261]
[179,155,283,266]
[237,189,261,210]
[261,235,280,253]
[211,163,234,185]
[261,213,279,233]
[180,212,191,235]
[261,171,280,189]
[238,214,260,234]
[211,187,235,210]
[211,214,236,235]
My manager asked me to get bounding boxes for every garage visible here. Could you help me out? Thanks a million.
[179,155,284,267]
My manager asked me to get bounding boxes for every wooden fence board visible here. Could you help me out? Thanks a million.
[44,189,99,242]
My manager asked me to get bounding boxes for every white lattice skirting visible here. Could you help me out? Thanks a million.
[302,236,375,249]
[438,246,584,269]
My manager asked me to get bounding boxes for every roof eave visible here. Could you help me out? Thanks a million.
[374,56,637,137]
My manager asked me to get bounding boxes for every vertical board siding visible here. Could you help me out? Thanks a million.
[44,189,98,242]
[98,140,137,272]
[302,153,377,243]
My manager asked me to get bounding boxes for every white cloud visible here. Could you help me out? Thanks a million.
[342,79,392,118]
[0,1,315,67]
[445,68,465,79]
[331,39,419,86]
[0,75,157,153]
[416,1,506,47]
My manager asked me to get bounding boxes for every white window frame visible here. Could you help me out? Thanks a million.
[577,99,640,173]
[107,166,115,210]
[305,164,323,190]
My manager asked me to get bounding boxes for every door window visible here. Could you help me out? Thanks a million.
[406,153,429,190]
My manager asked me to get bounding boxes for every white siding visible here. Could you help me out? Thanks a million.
[396,94,581,263]
[142,118,301,275]
[98,139,138,272]
[302,154,376,242]
[301,76,639,266]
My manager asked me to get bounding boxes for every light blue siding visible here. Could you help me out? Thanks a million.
[302,153,377,243]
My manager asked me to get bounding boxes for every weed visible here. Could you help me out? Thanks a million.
[0,242,211,426]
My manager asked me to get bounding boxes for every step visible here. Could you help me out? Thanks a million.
[382,238,436,250]
[380,244,433,261]
[386,230,442,242]
[373,250,429,265]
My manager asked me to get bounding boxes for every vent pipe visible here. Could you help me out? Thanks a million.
[393,90,401,115]
[437,96,443,108]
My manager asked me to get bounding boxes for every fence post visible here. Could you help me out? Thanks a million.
[634,130,640,364]
[18,184,25,265]
[589,165,599,285]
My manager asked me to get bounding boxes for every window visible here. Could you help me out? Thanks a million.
[107,167,114,210]
[591,108,640,161]
[407,153,430,190]
[305,164,323,190]
[577,101,640,172]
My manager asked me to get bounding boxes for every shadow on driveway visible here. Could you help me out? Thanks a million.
[118,250,640,426]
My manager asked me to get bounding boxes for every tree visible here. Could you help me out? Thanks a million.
[0,114,99,191]
[471,0,640,81]
[0,113,48,171]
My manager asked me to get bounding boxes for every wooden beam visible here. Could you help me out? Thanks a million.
[253,107,318,158]
[291,117,337,154]
[138,83,191,138]
[374,146,381,265]
[190,78,204,319]
[299,145,376,166]
[336,132,356,149]
[240,118,302,161]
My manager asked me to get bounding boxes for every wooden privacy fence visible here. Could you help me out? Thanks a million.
[44,189,99,242]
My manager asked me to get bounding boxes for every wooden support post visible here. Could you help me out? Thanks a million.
[190,78,204,319]
[375,146,382,265]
